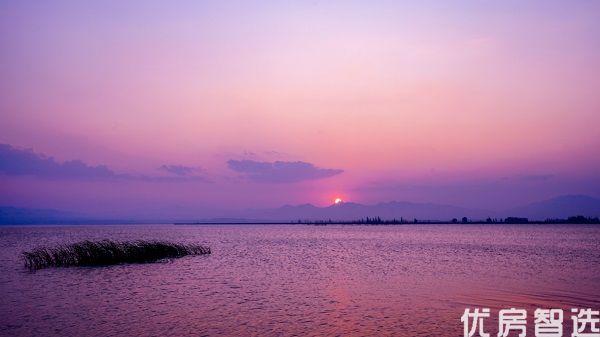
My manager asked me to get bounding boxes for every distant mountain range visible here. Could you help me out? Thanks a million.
[224,195,600,223]
[0,207,147,225]
[0,206,84,224]
[2,195,600,224]
[229,201,492,222]
[507,195,600,219]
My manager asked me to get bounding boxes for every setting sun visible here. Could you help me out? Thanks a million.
[334,198,343,204]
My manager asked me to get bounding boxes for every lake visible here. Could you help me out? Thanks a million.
[1,224,599,336]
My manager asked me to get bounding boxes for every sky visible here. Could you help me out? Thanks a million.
[1,1,599,217]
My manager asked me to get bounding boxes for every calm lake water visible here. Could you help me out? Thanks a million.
[1,224,599,336]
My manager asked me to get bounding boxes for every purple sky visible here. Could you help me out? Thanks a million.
[1,1,599,217]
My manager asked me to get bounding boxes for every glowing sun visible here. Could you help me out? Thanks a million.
[334,198,343,204]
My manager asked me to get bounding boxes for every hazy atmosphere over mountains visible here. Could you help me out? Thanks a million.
[2,195,599,224]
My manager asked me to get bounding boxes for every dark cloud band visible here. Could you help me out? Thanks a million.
[0,144,206,182]
[227,159,343,183]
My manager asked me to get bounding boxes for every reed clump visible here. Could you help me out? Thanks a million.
[23,239,211,270]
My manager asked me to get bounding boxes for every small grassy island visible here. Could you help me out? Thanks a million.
[23,239,211,270]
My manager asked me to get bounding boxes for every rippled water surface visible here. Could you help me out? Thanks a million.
[1,224,599,336]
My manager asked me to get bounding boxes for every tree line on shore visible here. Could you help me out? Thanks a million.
[297,215,600,225]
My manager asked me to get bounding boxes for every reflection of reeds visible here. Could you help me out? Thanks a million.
[23,239,211,270]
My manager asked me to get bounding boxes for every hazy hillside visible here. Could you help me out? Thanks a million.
[3,195,600,224]
[507,195,600,219]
